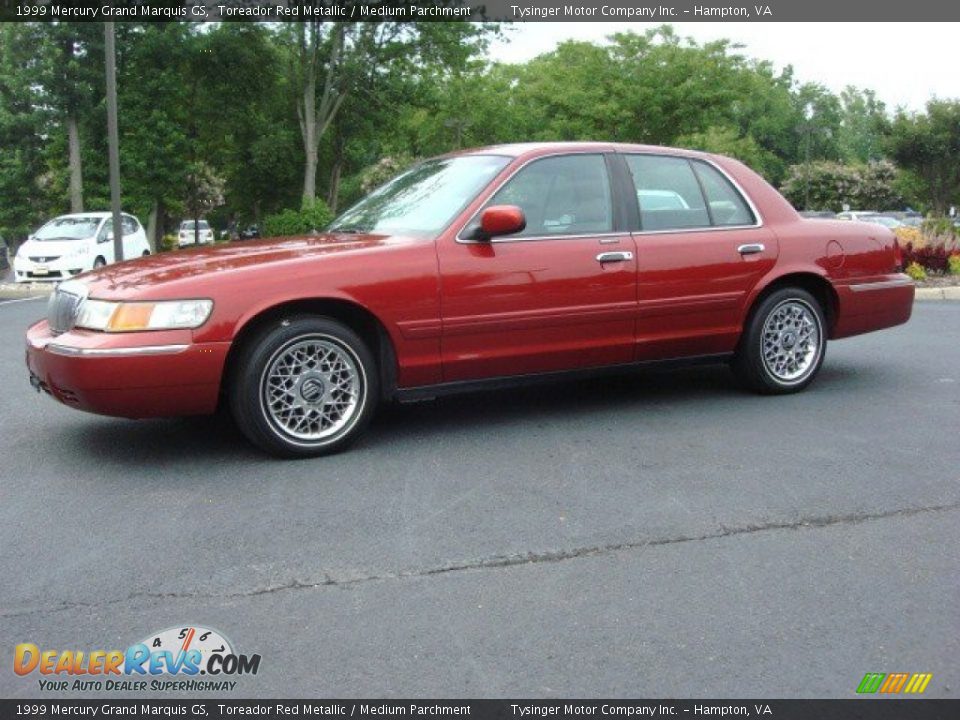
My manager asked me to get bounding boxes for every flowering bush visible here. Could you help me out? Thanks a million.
[779,160,900,212]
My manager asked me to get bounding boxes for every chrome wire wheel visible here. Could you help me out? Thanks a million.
[760,299,822,384]
[259,335,364,443]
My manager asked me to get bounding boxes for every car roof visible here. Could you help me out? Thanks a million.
[52,212,131,220]
[447,141,715,161]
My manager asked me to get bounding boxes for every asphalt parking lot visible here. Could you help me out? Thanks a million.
[1,297,958,698]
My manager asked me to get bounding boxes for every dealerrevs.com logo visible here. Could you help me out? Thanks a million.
[14,625,261,692]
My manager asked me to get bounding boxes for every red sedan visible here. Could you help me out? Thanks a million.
[26,143,914,457]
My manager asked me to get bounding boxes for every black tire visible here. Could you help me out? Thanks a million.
[229,316,379,458]
[142,250,150,256]
[93,256,106,268]
[732,287,827,395]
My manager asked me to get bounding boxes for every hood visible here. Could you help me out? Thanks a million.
[19,238,91,258]
[78,232,397,299]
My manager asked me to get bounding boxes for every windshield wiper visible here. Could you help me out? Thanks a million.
[329,226,368,234]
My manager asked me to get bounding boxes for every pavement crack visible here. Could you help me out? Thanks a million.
[4,501,959,620]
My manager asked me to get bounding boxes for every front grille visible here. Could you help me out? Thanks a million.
[47,285,85,335]
[29,256,60,263]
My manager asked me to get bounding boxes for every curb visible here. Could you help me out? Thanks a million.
[0,282,53,300]
[915,286,960,301]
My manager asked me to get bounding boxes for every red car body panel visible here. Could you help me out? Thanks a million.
[25,142,914,420]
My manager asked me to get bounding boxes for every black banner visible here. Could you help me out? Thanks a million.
[2,0,960,22]
[1,700,959,719]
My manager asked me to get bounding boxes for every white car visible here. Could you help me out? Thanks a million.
[14,212,150,283]
[178,220,214,247]
[836,211,904,229]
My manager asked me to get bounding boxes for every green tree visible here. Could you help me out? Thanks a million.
[887,99,960,214]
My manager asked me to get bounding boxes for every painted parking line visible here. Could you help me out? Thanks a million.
[0,296,45,306]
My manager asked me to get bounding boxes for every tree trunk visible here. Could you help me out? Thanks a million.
[253,200,261,225]
[327,134,345,214]
[297,23,346,207]
[146,199,158,252]
[67,114,84,212]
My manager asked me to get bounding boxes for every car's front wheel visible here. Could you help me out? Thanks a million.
[733,287,826,394]
[229,316,379,458]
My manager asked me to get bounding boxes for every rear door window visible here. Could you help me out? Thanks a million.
[624,154,754,231]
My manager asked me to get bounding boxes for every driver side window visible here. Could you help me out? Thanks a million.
[481,154,613,238]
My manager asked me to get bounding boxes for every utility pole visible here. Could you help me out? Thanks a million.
[104,22,123,262]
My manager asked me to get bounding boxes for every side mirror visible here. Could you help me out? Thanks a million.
[477,205,525,240]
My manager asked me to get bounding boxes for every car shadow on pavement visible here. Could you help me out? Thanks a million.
[60,361,875,464]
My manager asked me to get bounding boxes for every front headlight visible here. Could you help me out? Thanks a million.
[76,299,213,332]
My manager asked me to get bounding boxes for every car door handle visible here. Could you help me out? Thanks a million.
[596,251,634,263]
[737,243,765,255]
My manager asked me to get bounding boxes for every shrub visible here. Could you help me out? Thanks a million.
[921,216,958,238]
[949,254,960,276]
[901,243,952,273]
[262,200,334,238]
[360,154,417,195]
[904,262,927,281]
[159,234,178,252]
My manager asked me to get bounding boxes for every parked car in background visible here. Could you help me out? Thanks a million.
[798,211,837,219]
[836,211,904,229]
[238,224,260,240]
[883,211,923,227]
[27,142,914,457]
[178,219,214,247]
[14,213,149,283]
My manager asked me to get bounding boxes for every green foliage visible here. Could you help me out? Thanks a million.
[674,126,779,180]
[887,100,960,215]
[904,262,927,281]
[949,254,960,276]
[262,201,334,238]
[779,160,900,212]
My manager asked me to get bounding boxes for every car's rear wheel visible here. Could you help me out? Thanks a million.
[229,316,379,458]
[733,287,826,394]
[93,256,106,269]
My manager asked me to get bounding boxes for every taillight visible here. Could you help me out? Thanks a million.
[893,238,904,272]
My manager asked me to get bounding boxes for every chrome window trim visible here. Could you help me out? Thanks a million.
[624,154,765,235]
[455,150,619,245]
[455,150,764,245]
[46,343,190,357]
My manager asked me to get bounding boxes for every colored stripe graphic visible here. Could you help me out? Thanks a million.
[904,673,933,694]
[879,673,907,693]
[857,673,886,694]
[858,672,933,694]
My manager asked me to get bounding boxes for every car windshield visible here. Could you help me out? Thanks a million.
[34,217,101,241]
[329,155,511,235]
[181,221,208,230]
